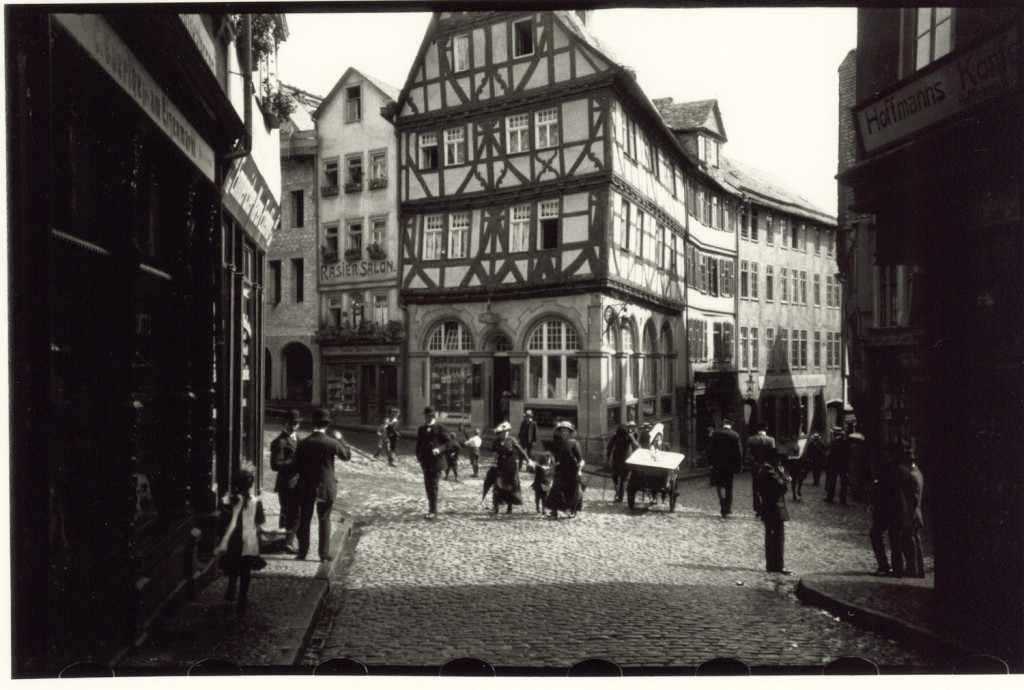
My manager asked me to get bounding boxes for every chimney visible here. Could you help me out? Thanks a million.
[575,10,593,26]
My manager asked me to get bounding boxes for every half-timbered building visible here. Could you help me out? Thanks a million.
[393,10,714,461]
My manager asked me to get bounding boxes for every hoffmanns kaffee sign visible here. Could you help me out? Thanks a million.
[854,24,1020,154]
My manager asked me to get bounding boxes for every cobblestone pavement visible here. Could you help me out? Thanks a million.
[261,430,941,670]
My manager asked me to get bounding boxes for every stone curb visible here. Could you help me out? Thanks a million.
[795,575,973,660]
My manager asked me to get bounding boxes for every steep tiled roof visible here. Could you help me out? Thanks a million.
[314,67,401,120]
[554,10,623,70]
[720,156,836,225]
[655,98,716,132]
[361,71,401,103]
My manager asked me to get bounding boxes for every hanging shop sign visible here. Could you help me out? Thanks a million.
[855,24,1020,155]
[54,13,216,182]
[223,155,281,249]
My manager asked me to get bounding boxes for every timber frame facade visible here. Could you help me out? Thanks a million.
[392,10,728,461]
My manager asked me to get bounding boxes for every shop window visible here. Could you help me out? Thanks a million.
[536,108,559,149]
[292,258,304,302]
[445,127,466,166]
[539,201,559,250]
[513,18,534,57]
[423,214,443,260]
[453,33,470,72]
[326,364,358,413]
[427,321,474,416]
[419,132,438,170]
[510,204,530,253]
[345,85,361,123]
[506,114,530,154]
[528,319,580,401]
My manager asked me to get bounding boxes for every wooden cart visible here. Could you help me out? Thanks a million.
[624,448,686,511]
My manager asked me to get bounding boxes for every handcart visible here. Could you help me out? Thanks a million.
[624,448,686,511]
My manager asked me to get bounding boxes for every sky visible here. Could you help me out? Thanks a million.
[277,8,856,217]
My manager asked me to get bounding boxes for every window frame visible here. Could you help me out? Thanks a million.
[346,219,363,253]
[453,33,471,72]
[419,132,439,170]
[346,152,364,186]
[423,214,443,260]
[448,211,470,259]
[535,107,560,150]
[369,149,387,182]
[510,203,530,253]
[506,113,530,154]
[344,84,361,123]
[538,200,560,250]
[444,126,466,166]
[526,319,581,402]
[513,17,535,58]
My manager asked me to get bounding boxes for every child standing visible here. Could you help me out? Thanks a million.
[374,408,401,466]
[460,424,483,478]
[215,465,267,616]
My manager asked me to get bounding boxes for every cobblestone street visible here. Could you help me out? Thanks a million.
[280,430,941,670]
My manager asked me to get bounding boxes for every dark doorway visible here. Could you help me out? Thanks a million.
[492,356,510,427]
[695,394,714,457]
[264,348,272,400]
[283,343,313,402]
[380,365,398,418]
[361,364,378,424]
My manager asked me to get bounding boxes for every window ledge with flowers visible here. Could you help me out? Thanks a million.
[366,242,387,260]
[316,320,405,345]
[260,79,295,128]
[321,245,339,264]
[368,177,388,190]
[344,248,362,262]
[321,185,339,197]
[344,181,363,193]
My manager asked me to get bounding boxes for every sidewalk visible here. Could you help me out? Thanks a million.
[115,492,352,672]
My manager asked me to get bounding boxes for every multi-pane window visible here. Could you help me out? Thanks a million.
[429,321,474,351]
[539,200,559,250]
[720,259,734,297]
[799,271,808,306]
[419,132,438,170]
[780,267,789,303]
[510,204,530,252]
[791,271,799,306]
[453,33,470,72]
[713,322,734,363]
[643,213,658,260]
[527,320,580,401]
[507,114,530,154]
[670,233,678,275]
[750,208,759,242]
[536,108,560,149]
[345,85,361,122]
[791,330,800,370]
[370,217,387,247]
[325,224,340,255]
[424,214,443,260]
[445,127,466,166]
[703,191,712,227]
[346,153,363,185]
[912,8,953,72]
[779,218,789,250]
[707,255,719,296]
[814,274,821,307]
[513,18,534,58]
[621,112,635,158]
[801,330,809,368]
[327,295,343,328]
[323,159,339,190]
[740,207,749,240]
[814,331,822,368]
[659,225,669,270]
[621,322,636,397]
[291,190,304,227]
[765,212,774,245]
[766,265,774,302]
[750,262,759,299]
[370,150,387,182]
[620,201,631,250]
[826,333,833,369]
[347,220,363,253]
[766,328,775,370]
[826,275,834,308]
[449,212,469,259]
[740,260,749,298]
[740,326,749,369]
[751,327,759,369]
[373,293,388,324]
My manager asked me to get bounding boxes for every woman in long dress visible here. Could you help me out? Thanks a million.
[544,421,585,519]
[487,422,528,514]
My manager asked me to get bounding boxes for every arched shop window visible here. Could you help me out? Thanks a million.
[604,322,620,401]
[660,322,674,395]
[527,319,580,401]
[621,319,638,400]
[428,321,474,416]
[642,321,657,398]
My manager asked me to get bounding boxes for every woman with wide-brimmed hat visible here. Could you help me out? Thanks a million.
[544,421,585,519]
[483,421,528,514]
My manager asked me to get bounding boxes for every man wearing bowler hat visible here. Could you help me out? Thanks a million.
[270,409,302,553]
[518,409,538,471]
[415,406,456,519]
[294,408,351,561]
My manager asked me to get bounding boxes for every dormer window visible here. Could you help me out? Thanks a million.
[698,134,719,167]
[513,18,534,57]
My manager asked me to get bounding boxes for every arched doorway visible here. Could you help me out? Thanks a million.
[282,342,313,402]
[264,348,272,400]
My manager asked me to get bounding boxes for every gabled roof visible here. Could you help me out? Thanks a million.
[280,84,322,132]
[720,156,836,225]
[312,66,401,121]
[653,98,727,141]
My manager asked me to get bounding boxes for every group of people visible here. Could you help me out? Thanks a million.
[869,441,925,578]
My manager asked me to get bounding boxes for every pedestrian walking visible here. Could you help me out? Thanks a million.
[374,408,401,466]
[215,464,267,616]
[745,423,776,516]
[869,451,905,577]
[518,409,538,470]
[444,434,462,483]
[460,424,483,477]
[486,421,527,514]
[805,432,827,486]
[606,424,639,503]
[755,449,793,575]
[528,453,553,513]
[270,409,301,553]
[708,418,743,517]
[825,426,850,505]
[899,442,926,578]
[294,408,351,562]
[415,406,456,520]
[544,421,585,519]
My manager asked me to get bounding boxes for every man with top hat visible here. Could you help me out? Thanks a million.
[415,406,456,519]
[544,421,585,519]
[517,409,538,471]
[270,409,302,553]
[708,417,743,517]
[294,408,351,562]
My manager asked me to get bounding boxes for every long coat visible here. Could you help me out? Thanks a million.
[755,462,791,523]
[490,436,527,505]
[708,427,743,485]
[415,423,455,473]
[270,431,298,494]
[544,438,584,512]
[295,431,351,503]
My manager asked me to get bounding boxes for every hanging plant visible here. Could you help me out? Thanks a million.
[262,79,296,122]
[232,14,287,63]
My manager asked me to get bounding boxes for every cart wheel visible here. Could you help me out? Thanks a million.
[627,489,636,510]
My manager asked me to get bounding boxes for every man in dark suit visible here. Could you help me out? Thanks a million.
[756,449,793,574]
[745,422,776,516]
[294,408,351,562]
[708,418,743,517]
[869,451,904,577]
[605,424,639,503]
[270,409,301,553]
[415,406,456,520]
[518,409,538,470]
[825,426,850,505]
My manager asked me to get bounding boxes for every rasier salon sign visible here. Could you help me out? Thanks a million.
[855,24,1020,154]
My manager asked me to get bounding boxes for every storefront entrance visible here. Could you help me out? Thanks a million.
[360,364,398,424]
[492,355,510,426]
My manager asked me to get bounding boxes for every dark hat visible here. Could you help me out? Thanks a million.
[312,408,332,427]
[723,417,734,425]
[832,426,844,433]
[424,406,436,416]
[285,409,301,423]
